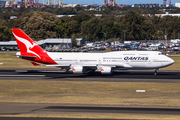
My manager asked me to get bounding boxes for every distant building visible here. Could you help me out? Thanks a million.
[132,4,160,8]
[81,4,88,7]
[85,7,102,11]
[10,16,17,19]
[155,13,180,17]
[0,39,72,48]
[0,41,17,47]
[56,14,102,18]
[5,0,10,7]
[94,14,102,17]
[0,38,86,49]
[175,2,180,8]
[56,15,75,18]
[62,4,78,8]
[76,38,86,46]
[41,38,72,48]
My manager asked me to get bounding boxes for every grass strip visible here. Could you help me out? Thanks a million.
[0,80,180,107]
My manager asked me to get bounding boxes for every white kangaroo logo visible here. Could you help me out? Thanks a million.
[13,33,41,59]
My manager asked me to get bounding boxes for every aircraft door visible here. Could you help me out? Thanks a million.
[98,57,102,64]
[75,57,78,64]
[148,57,152,66]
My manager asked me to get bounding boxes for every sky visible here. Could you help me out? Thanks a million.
[38,0,179,5]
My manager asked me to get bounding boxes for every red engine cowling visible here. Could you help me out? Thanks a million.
[99,67,113,74]
[71,66,83,73]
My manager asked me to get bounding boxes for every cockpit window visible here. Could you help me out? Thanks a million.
[158,53,164,55]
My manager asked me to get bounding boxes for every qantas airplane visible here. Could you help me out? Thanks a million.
[12,29,174,75]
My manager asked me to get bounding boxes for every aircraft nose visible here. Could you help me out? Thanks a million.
[162,57,174,67]
[169,58,174,65]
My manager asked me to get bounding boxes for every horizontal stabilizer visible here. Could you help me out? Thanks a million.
[31,62,40,66]
[17,55,37,58]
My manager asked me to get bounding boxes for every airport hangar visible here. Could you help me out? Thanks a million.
[0,38,86,50]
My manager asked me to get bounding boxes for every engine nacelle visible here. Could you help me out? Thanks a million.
[71,66,83,73]
[98,67,113,74]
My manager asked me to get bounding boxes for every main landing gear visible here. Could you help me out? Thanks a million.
[154,69,159,76]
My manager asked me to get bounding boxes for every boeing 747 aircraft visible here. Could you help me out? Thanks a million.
[12,29,174,75]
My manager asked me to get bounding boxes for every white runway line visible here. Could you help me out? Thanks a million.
[15,70,65,72]
[136,90,146,92]
[0,75,45,77]
[0,63,3,65]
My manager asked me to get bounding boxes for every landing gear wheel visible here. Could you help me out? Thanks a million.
[154,71,157,76]
[154,69,158,76]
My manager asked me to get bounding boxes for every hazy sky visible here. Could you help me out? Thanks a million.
[38,0,178,5]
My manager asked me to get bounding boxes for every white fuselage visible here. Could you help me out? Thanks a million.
[47,51,174,70]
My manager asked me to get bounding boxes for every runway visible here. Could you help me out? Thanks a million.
[0,69,180,82]
[0,103,180,115]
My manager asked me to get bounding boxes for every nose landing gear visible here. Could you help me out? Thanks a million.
[154,69,159,76]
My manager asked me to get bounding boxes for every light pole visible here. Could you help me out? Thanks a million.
[178,28,179,39]
[165,28,167,44]
[122,29,129,43]
[161,27,169,53]
[161,27,168,44]
[101,32,111,43]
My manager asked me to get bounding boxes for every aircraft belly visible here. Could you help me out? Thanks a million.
[129,61,148,69]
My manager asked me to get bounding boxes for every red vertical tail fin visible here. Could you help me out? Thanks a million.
[11,29,44,58]
[12,29,57,64]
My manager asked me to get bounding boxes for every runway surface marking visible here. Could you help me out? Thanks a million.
[136,90,146,92]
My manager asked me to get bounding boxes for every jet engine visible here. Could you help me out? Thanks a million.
[70,66,83,73]
[97,67,113,74]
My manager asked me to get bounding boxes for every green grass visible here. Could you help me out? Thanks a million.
[0,80,180,107]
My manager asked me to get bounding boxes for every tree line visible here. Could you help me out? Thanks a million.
[1,9,180,42]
